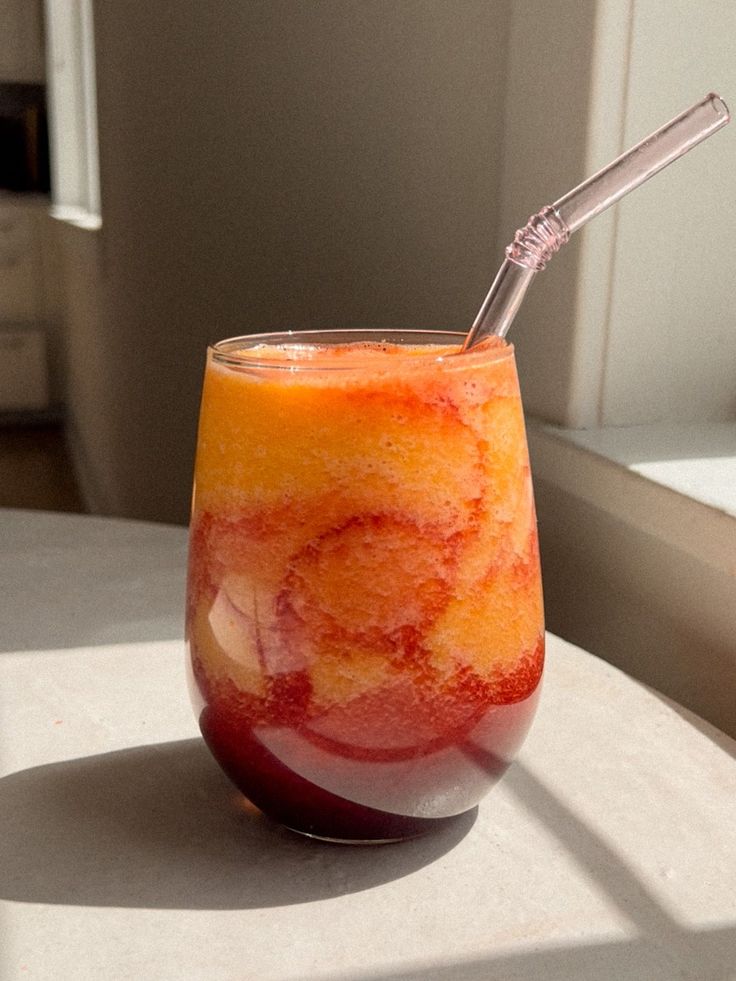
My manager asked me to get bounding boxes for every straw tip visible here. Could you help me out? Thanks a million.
[707,92,730,123]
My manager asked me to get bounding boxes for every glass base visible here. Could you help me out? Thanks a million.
[199,709,478,844]
[285,826,417,845]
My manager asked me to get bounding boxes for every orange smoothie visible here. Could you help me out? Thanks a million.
[186,330,544,840]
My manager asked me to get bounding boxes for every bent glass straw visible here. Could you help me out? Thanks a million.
[463,93,730,350]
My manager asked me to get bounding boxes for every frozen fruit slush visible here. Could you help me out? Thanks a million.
[186,330,544,841]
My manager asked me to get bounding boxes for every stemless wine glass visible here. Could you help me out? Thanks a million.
[185,329,544,843]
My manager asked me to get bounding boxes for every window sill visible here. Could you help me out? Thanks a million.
[526,419,736,578]
[526,417,736,737]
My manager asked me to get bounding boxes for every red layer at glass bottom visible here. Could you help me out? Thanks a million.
[198,697,536,842]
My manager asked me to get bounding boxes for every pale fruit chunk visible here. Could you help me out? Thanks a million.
[191,593,266,697]
[208,587,262,674]
[222,573,307,677]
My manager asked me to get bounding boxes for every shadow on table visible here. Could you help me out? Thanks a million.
[0,738,475,910]
[311,761,736,980]
[3,743,735,978]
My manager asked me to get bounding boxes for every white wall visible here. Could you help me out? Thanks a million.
[61,0,511,523]
[65,0,735,521]
[493,0,599,424]
[496,0,736,734]
[498,0,736,429]
[53,0,736,732]
[600,1,736,426]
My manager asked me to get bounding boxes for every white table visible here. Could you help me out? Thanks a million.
[1,509,735,980]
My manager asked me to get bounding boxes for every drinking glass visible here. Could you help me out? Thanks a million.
[186,330,544,842]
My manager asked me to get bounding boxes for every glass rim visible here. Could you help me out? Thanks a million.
[209,329,513,371]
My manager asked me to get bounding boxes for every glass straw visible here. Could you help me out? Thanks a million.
[463,93,730,350]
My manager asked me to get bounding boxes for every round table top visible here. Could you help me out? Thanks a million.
[1,508,735,981]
